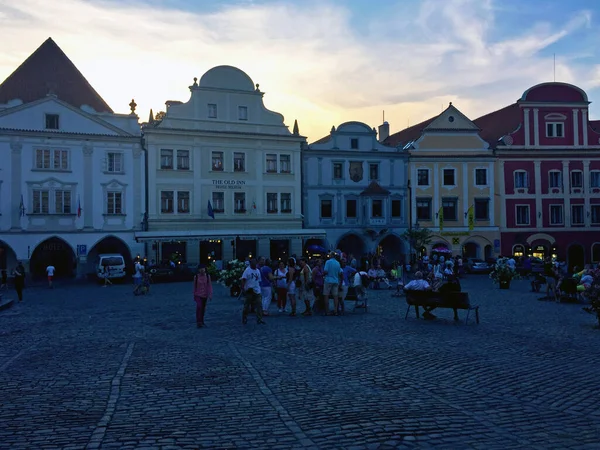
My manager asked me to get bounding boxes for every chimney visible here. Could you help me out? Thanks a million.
[378,121,390,142]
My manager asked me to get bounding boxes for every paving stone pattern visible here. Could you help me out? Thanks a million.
[1,276,600,449]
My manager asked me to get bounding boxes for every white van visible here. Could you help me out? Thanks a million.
[96,254,127,280]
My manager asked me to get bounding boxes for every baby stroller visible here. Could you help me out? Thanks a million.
[558,278,579,302]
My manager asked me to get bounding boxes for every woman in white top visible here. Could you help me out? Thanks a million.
[275,260,288,313]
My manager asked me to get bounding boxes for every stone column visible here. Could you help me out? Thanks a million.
[317,157,323,186]
[390,159,395,187]
[534,161,542,228]
[336,190,343,225]
[83,144,94,229]
[533,109,540,147]
[583,160,591,226]
[562,161,571,226]
[10,142,23,230]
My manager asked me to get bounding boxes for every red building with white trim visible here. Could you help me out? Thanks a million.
[474,82,600,269]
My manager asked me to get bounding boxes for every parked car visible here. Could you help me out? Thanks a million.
[465,258,492,274]
[147,262,197,283]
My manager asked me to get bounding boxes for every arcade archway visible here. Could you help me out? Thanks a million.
[30,237,76,279]
[337,234,365,259]
[87,236,133,276]
[0,241,17,271]
[567,244,585,272]
[377,234,405,266]
[462,242,480,259]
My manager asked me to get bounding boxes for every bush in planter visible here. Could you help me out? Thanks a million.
[489,257,519,286]
[217,259,247,295]
[582,269,600,327]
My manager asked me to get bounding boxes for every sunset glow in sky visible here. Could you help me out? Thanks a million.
[1,0,600,141]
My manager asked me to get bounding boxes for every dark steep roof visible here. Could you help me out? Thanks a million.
[473,103,521,147]
[382,116,437,148]
[360,181,391,196]
[0,38,113,113]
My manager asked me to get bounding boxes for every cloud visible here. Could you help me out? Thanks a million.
[0,0,597,141]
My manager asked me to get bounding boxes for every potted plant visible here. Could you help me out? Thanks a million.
[218,259,247,297]
[489,257,518,289]
[583,269,600,327]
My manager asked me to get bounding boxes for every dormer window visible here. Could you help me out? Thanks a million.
[350,138,358,149]
[546,122,564,138]
[45,114,59,130]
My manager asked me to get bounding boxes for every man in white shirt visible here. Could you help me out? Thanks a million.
[404,271,431,291]
[241,259,265,325]
[46,265,55,288]
[133,260,144,295]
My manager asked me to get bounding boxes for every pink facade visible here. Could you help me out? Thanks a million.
[495,82,600,268]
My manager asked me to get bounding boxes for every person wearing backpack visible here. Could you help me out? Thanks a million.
[192,264,213,328]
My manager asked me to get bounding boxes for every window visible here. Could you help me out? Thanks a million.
[475,168,487,186]
[177,150,190,170]
[346,199,357,218]
[212,192,224,213]
[416,198,431,221]
[161,191,174,214]
[474,199,489,220]
[320,199,332,218]
[160,149,173,169]
[591,171,600,188]
[267,193,278,213]
[266,154,277,173]
[391,199,401,218]
[516,205,530,225]
[591,205,600,224]
[107,153,123,173]
[281,193,291,213]
[32,190,49,214]
[549,171,562,189]
[177,191,190,213]
[546,122,564,138]
[417,169,429,186]
[234,192,246,213]
[442,198,457,221]
[208,103,217,118]
[234,152,245,172]
[55,190,71,214]
[369,164,379,181]
[550,205,563,225]
[514,171,528,189]
[333,163,343,180]
[45,114,59,130]
[350,138,358,149]
[443,169,455,186]
[238,106,248,121]
[280,155,291,173]
[107,192,122,215]
[212,152,224,171]
[35,149,68,170]
[571,205,584,225]
[571,171,583,189]
[372,199,383,217]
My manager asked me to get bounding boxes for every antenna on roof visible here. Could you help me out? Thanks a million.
[553,53,556,82]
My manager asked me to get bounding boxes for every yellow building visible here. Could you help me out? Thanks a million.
[383,103,500,260]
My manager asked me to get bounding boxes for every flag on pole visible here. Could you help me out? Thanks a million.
[207,200,215,219]
[19,195,25,217]
[77,196,82,218]
[438,206,444,231]
[467,204,475,231]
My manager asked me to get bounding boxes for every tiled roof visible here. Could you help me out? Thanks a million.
[360,181,391,196]
[382,116,437,147]
[589,120,600,132]
[473,103,521,147]
[0,38,113,113]
[310,134,331,145]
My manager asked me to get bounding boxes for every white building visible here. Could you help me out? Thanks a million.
[303,121,410,263]
[0,38,144,279]
[136,65,324,264]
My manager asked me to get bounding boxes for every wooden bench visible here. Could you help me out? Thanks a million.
[404,290,479,324]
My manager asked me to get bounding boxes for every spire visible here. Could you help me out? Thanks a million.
[148,109,154,122]
[293,119,299,135]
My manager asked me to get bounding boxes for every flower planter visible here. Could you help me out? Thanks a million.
[499,279,511,289]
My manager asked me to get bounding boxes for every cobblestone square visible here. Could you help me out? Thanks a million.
[1,276,600,449]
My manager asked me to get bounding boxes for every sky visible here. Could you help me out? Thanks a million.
[1,0,600,141]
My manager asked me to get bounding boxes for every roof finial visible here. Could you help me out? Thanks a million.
[293,119,299,135]
[129,98,137,114]
[255,83,260,91]
[449,101,452,106]
[193,77,198,86]
[148,109,154,122]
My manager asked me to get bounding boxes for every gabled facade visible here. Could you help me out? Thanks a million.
[0,38,144,279]
[136,65,324,265]
[477,82,600,268]
[385,103,500,260]
[303,121,409,262]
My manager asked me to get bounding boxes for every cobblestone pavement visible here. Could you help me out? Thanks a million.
[1,275,600,449]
